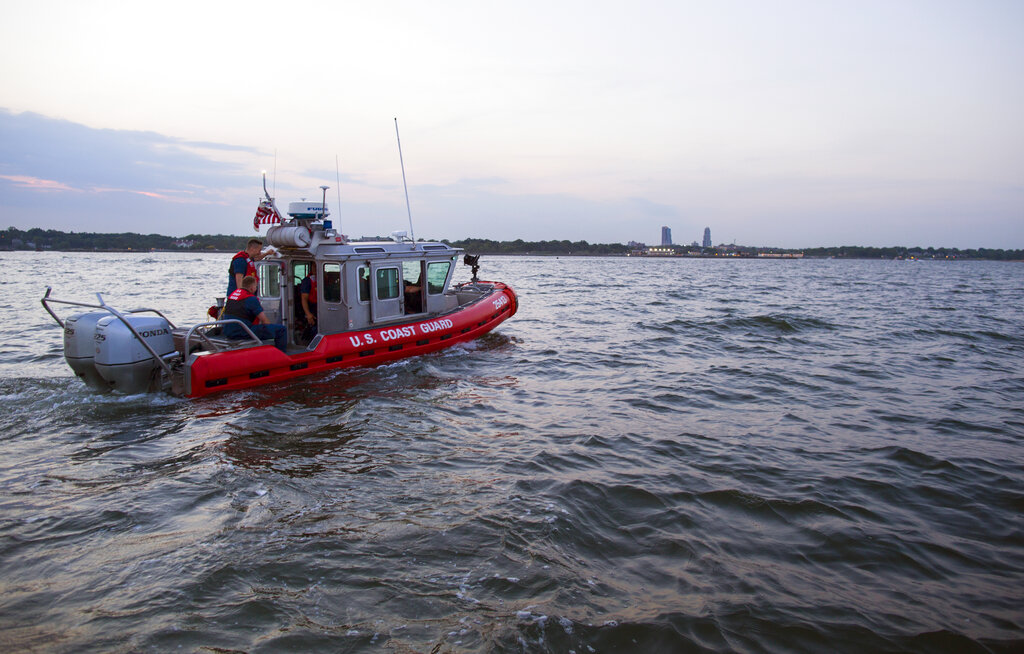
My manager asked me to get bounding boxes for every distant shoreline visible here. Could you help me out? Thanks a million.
[2,227,1021,261]
[5,249,1022,263]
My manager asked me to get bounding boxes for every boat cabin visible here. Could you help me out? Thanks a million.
[255,215,462,351]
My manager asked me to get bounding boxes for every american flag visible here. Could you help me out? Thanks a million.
[253,199,283,231]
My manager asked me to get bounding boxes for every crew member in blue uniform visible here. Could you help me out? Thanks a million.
[300,271,317,341]
[227,239,268,296]
[222,275,287,352]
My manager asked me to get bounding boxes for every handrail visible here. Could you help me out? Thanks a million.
[183,320,264,352]
[452,281,493,294]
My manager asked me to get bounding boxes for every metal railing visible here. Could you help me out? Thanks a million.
[181,320,265,352]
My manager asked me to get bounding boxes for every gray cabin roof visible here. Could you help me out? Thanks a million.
[266,222,463,261]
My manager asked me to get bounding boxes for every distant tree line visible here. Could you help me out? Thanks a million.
[2,227,1021,260]
[1,227,252,252]
[444,239,1023,260]
[798,245,1024,261]
[444,238,632,255]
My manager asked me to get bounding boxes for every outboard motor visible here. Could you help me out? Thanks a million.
[63,312,111,390]
[94,315,175,393]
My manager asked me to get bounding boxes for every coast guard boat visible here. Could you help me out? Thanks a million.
[42,185,517,398]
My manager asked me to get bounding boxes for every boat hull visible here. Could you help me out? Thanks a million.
[184,282,516,397]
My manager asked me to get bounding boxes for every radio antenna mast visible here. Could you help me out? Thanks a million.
[394,117,416,243]
[335,155,343,235]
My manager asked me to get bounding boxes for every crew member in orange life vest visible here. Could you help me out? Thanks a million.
[222,275,287,351]
[227,239,268,296]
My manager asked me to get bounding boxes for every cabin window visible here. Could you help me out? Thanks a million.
[292,261,314,281]
[376,267,400,300]
[323,262,342,303]
[358,266,370,302]
[426,261,451,294]
[258,263,282,298]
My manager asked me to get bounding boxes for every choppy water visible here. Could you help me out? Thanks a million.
[1,251,1022,653]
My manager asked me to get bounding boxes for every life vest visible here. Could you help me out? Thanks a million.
[230,251,259,286]
[223,288,259,324]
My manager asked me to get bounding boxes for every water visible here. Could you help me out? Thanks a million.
[1,251,1022,652]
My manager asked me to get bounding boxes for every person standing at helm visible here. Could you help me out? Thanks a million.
[300,270,317,340]
[227,239,268,296]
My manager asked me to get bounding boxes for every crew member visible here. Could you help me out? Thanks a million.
[300,271,318,340]
[222,275,287,352]
[227,239,267,296]
[404,278,422,313]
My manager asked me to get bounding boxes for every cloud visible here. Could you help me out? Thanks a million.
[0,109,258,191]
[0,109,264,234]
[0,173,77,192]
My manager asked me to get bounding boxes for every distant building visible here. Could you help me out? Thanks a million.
[627,241,647,257]
[661,226,672,246]
[646,246,676,257]
[702,227,712,249]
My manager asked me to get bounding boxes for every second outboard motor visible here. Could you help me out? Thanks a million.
[94,315,175,393]
[63,311,111,390]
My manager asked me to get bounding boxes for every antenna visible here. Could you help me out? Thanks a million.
[320,185,329,220]
[394,117,416,243]
[335,155,343,235]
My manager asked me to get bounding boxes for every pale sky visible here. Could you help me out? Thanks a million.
[1,0,1021,248]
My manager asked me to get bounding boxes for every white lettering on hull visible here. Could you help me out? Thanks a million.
[418,318,453,334]
[348,318,455,349]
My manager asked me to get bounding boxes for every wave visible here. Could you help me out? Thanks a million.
[634,314,837,336]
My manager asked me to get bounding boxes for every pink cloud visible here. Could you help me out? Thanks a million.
[0,175,191,202]
[0,174,78,192]
[90,186,205,202]
[91,186,171,200]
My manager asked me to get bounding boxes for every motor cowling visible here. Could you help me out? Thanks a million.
[94,315,175,393]
[63,311,110,390]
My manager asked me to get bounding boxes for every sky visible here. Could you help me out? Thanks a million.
[1,0,1021,248]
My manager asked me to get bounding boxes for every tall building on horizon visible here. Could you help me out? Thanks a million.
[703,227,712,249]
[661,226,672,246]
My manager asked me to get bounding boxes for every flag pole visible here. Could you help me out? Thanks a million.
[259,170,284,226]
